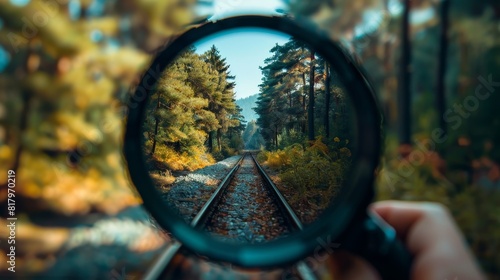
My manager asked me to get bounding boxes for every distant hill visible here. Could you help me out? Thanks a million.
[236,94,259,123]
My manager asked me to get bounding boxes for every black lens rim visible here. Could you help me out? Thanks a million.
[124,15,381,268]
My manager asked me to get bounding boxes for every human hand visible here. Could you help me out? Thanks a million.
[329,201,486,280]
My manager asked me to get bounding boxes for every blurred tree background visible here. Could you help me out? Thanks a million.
[0,0,200,278]
[288,0,500,277]
[0,0,498,278]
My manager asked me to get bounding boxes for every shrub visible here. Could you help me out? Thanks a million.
[259,138,351,208]
[145,140,215,173]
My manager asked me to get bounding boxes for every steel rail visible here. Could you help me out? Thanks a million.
[144,154,245,280]
[145,153,317,280]
[251,153,303,231]
[190,154,245,228]
[250,154,317,280]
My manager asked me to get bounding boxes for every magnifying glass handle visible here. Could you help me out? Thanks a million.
[356,212,413,280]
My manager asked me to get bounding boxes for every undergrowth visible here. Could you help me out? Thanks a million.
[258,138,351,209]
[143,141,215,183]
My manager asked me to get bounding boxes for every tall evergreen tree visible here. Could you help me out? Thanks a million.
[436,0,450,135]
[324,60,331,139]
[202,45,239,152]
[398,0,413,146]
[308,50,316,141]
[255,39,326,149]
[145,48,216,156]
[144,46,244,159]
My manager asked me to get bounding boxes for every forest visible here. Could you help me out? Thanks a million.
[143,46,245,175]
[254,38,353,149]
[252,38,355,209]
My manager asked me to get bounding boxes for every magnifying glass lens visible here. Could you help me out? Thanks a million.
[140,28,358,244]
[125,15,384,270]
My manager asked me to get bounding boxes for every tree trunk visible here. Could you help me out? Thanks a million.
[288,91,293,130]
[174,141,181,152]
[217,129,222,151]
[295,93,301,131]
[150,118,159,156]
[150,93,161,155]
[333,94,340,132]
[308,50,316,141]
[302,72,307,134]
[275,125,279,150]
[382,0,397,128]
[436,0,450,134]
[12,90,31,173]
[208,131,214,153]
[324,61,331,139]
[398,0,412,145]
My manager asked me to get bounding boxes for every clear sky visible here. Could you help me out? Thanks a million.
[194,29,290,100]
[206,0,286,20]
[192,0,288,100]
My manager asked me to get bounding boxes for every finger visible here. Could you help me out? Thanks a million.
[369,201,461,255]
[369,201,485,280]
[369,201,454,243]
[369,201,426,241]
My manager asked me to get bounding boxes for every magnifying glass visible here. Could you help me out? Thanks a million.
[124,15,412,279]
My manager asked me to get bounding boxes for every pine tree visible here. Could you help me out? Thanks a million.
[308,49,316,141]
[324,60,331,139]
[145,50,212,156]
[201,45,240,152]
[255,39,324,149]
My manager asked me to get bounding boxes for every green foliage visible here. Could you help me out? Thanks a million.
[259,138,351,208]
[255,39,310,149]
[143,46,245,172]
[201,45,245,153]
[278,129,306,149]
[212,136,242,161]
[412,91,439,137]
[452,187,500,274]
[255,38,352,151]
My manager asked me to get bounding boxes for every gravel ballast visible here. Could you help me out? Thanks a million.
[159,156,242,223]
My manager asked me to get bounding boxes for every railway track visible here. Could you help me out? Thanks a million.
[145,153,317,280]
